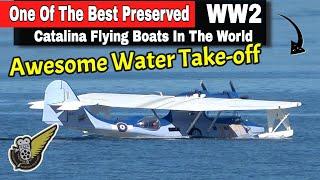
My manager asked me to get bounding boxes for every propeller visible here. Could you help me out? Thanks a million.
[197,80,249,99]
[200,80,207,91]
[229,81,236,92]
[229,80,249,99]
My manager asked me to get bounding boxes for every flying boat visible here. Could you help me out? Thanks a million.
[29,80,301,139]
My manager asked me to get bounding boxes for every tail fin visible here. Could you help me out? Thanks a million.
[42,80,78,125]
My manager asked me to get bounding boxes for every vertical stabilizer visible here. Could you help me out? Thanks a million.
[42,80,78,125]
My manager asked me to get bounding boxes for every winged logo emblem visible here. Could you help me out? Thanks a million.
[8,124,59,172]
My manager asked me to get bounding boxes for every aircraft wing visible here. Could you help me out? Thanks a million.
[73,93,301,111]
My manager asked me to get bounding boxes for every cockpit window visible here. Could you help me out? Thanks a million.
[205,111,239,118]
[137,117,160,130]
[205,111,217,118]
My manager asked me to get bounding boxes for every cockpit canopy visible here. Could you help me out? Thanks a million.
[137,117,160,130]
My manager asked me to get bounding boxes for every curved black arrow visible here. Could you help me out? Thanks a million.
[279,14,306,55]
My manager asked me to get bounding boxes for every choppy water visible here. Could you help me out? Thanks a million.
[1,0,320,179]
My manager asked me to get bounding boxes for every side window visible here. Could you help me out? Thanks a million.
[205,111,217,118]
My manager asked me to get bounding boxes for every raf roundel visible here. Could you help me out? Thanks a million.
[117,122,128,132]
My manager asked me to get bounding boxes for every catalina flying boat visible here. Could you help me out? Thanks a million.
[29,80,301,139]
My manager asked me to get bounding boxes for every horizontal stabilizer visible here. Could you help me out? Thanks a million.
[56,100,96,111]
[28,101,44,109]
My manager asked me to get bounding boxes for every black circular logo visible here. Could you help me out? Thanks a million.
[117,123,128,132]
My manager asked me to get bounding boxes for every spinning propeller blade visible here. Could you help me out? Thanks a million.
[229,81,236,92]
[230,81,249,99]
[200,80,207,91]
